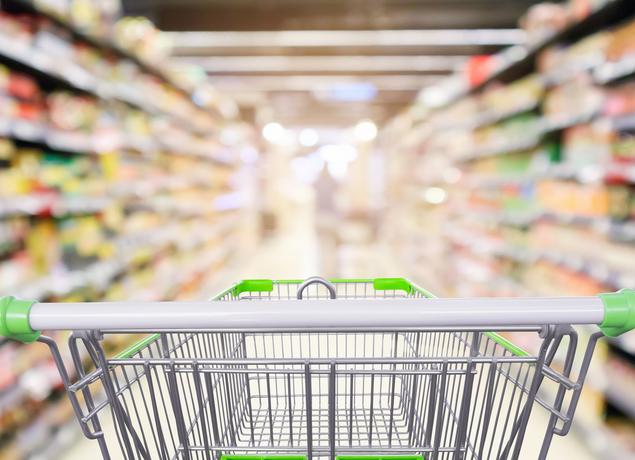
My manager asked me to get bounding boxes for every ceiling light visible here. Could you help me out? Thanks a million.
[318,144,358,163]
[354,120,378,142]
[262,122,285,144]
[299,128,319,147]
[423,187,447,204]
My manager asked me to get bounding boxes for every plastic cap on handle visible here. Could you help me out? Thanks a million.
[599,289,635,337]
[0,296,39,343]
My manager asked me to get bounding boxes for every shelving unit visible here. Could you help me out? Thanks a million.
[0,1,258,458]
[454,0,634,101]
[381,0,635,457]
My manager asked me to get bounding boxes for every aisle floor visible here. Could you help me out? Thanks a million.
[61,220,596,460]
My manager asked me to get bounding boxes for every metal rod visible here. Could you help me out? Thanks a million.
[30,296,605,330]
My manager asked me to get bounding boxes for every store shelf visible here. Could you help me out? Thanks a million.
[467,0,635,94]
[8,216,238,300]
[594,55,635,85]
[1,0,199,106]
[0,194,110,218]
[572,417,634,460]
[469,100,540,130]
[384,2,635,459]
[457,134,542,162]
[0,1,253,457]
[605,385,635,420]
[0,34,211,139]
[447,223,635,290]
[0,116,232,164]
[541,112,598,134]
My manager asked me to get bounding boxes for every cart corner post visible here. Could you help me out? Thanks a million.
[599,289,635,337]
[0,296,40,343]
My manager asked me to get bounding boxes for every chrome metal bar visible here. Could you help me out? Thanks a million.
[30,296,605,330]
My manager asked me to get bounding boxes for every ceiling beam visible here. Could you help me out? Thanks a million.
[167,29,525,51]
[203,75,441,91]
[174,55,467,73]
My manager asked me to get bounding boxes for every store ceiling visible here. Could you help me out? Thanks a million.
[122,0,543,129]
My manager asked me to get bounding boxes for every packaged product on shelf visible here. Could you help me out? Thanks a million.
[537,180,610,217]
[568,0,612,21]
[480,74,544,115]
[6,70,41,102]
[604,82,635,117]
[538,31,609,81]
[519,2,569,46]
[605,17,635,63]
[562,123,613,167]
[606,418,635,454]
[114,16,171,65]
[613,132,635,160]
[47,91,98,133]
[0,11,35,48]
[543,74,604,124]
[32,18,75,68]
[472,113,543,154]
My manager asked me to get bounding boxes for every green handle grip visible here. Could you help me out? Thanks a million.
[0,296,39,343]
[599,289,635,337]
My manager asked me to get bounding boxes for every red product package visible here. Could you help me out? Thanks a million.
[604,83,635,117]
[7,72,41,101]
[466,55,498,87]
[14,100,44,122]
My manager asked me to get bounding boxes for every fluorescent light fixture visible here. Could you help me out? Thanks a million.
[312,82,378,102]
[173,55,466,73]
[203,75,442,92]
[167,29,526,49]
[354,120,378,142]
[299,128,319,147]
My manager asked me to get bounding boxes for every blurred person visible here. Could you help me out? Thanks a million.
[314,167,339,277]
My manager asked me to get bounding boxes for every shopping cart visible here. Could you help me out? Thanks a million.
[1,277,634,460]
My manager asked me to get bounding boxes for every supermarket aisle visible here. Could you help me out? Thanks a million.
[61,220,594,460]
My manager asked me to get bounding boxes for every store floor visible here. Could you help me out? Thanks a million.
[61,217,596,460]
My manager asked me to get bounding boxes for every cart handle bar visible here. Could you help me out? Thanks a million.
[2,290,635,343]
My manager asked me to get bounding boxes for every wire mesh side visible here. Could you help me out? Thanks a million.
[63,330,544,460]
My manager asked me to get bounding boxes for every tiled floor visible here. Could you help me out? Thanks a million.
[61,220,596,460]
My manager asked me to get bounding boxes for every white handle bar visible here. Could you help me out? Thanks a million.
[4,291,635,341]
[29,297,604,330]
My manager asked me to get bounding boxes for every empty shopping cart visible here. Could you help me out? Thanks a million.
[1,277,634,460]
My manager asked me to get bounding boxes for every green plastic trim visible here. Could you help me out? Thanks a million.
[337,456,424,460]
[221,456,306,460]
[274,278,374,284]
[232,279,274,296]
[0,296,39,343]
[373,277,413,293]
[115,334,160,358]
[599,289,635,337]
[484,332,529,357]
[405,279,437,299]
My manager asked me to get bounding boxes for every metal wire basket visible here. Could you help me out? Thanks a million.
[1,277,633,460]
